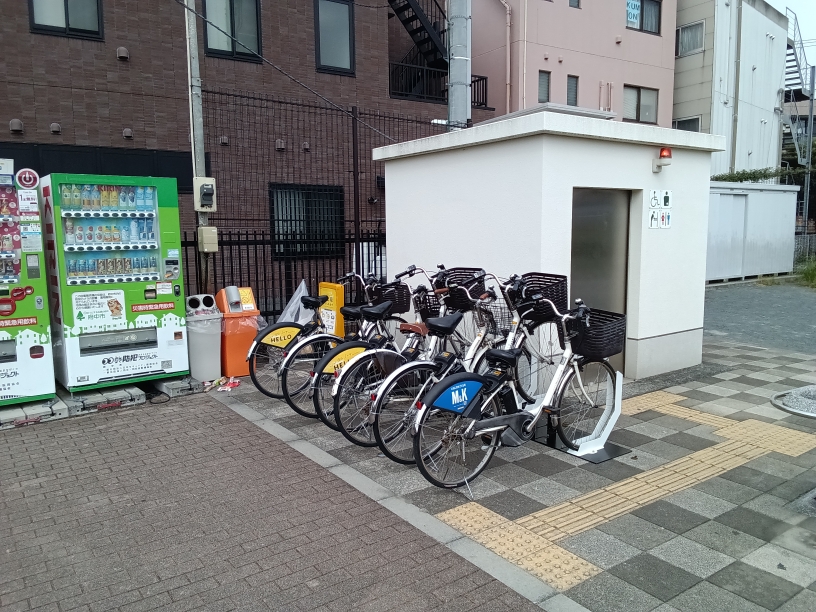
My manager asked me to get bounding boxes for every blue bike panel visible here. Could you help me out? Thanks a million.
[424,372,489,415]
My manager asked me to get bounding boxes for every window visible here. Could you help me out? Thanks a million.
[626,0,661,35]
[315,0,355,74]
[538,72,551,104]
[204,0,260,59]
[676,21,704,57]
[270,184,345,257]
[672,117,701,132]
[567,75,579,107]
[569,0,580,7]
[30,0,103,39]
[623,86,658,123]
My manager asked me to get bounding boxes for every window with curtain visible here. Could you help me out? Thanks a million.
[673,117,701,132]
[567,75,579,107]
[270,184,345,257]
[623,85,658,123]
[676,21,704,57]
[315,0,355,74]
[30,0,102,38]
[569,0,580,8]
[627,0,661,35]
[204,0,260,59]
[538,72,551,104]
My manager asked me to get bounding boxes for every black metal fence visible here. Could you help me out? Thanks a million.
[388,63,490,109]
[193,88,446,318]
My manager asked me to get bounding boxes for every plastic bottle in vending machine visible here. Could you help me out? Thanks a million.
[120,223,129,243]
[109,185,118,211]
[78,259,87,277]
[118,186,128,210]
[86,225,95,244]
[149,256,158,274]
[145,185,155,210]
[141,256,149,273]
[88,258,97,277]
[100,186,110,212]
[112,225,120,243]
[75,224,84,244]
[65,218,75,245]
[127,187,137,211]
[135,186,145,211]
[132,256,141,274]
[81,185,92,211]
[71,185,82,211]
[67,258,77,278]
[129,219,139,243]
[61,184,73,211]
[91,185,101,211]
[102,225,111,243]
[146,219,154,241]
[138,219,147,242]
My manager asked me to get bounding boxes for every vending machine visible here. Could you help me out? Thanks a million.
[40,174,189,391]
[0,165,56,405]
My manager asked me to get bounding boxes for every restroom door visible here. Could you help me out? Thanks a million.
[571,189,630,372]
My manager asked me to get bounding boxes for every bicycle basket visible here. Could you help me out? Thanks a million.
[518,272,568,325]
[377,282,411,315]
[560,309,626,359]
[443,267,486,313]
[416,291,442,321]
[477,301,513,338]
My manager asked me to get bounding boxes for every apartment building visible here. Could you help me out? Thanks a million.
[673,0,787,174]
[472,0,677,127]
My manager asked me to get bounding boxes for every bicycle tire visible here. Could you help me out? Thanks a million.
[413,395,503,489]
[373,362,438,464]
[333,352,395,447]
[280,336,340,418]
[555,359,617,451]
[248,322,305,399]
[312,340,372,430]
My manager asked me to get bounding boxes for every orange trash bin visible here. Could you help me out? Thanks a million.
[216,286,261,377]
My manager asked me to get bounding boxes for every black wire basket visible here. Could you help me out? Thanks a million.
[477,301,513,338]
[516,272,568,325]
[443,267,486,313]
[376,282,412,315]
[559,309,626,359]
[416,291,442,321]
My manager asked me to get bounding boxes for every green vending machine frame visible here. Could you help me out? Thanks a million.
[0,166,55,405]
[40,174,189,391]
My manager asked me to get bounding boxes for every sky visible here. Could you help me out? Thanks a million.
[768,0,816,56]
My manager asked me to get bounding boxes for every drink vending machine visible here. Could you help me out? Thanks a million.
[0,163,56,406]
[40,174,189,391]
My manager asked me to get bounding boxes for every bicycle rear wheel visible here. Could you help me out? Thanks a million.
[248,323,304,399]
[333,353,391,446]
[373,363,437,464]
[280,336,339,418]
[555,359,616,451]
[413,396,502,489]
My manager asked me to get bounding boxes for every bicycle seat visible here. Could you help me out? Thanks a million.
[399,322,428,336]
[485,348,523,368]
[340,306,362,321]
[425,312,463,337]
[301,295,328,310]
[360,301,392,321]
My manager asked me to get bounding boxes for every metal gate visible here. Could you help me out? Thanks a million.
[182,88,445,317]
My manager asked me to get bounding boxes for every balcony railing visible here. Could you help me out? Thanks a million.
[389,62,491,110]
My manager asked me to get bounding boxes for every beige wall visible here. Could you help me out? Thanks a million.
[674,0,716,133]
[473,0,677,127]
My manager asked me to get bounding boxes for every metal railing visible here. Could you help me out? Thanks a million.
[389,63,490,108]
[788,8,812,94]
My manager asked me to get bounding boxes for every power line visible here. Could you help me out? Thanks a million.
[172,0,396,142]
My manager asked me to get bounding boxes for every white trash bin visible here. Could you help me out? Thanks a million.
[186,295,223,382]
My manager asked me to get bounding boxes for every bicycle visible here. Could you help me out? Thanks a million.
[370,271,567,464]
[278,272,405,419]
[412,295,625,489]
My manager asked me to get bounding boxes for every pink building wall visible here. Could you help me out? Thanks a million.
[473,0,677,127]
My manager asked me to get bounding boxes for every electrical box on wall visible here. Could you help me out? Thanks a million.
[193,177,217,212]
[197,226,219,253]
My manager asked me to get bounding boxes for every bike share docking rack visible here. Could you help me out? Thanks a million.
[536,371,629,464]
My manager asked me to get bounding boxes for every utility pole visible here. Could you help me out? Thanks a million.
[184,0,212,292]
[805,65,815,233]
[447,0,472,131]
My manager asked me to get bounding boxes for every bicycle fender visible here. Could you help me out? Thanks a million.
[371,360,437,414]
[331,348,408,397]
[312,341,372,391]
[421,371,492,421]
[279,333,344,372]
[245,322,305,361]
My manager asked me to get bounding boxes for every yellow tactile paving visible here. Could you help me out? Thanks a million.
[435,390,816,593]
[621,391,686,415]
[516,545,602,591]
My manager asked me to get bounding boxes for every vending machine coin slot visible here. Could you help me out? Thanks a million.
[164,258,180,280]
[0,339,17,363]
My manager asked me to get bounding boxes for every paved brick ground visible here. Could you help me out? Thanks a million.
[0,397,540,612]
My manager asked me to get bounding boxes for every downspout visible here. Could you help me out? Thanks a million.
[496,0,512,114]
[522,0,528,109]
[730,0,743,173]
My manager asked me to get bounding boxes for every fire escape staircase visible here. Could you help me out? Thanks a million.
[781,8,812,166]
[387,0,448,70]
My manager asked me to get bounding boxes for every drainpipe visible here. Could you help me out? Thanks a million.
[729,0,743,173]
[496,0,512,114]
[522,0,528,109]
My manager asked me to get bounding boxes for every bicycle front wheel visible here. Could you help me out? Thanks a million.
[413,396,503,489]
[280,336,339,418]
[555,359,616,451]
[373,363,438,464]
[248,323,304,399]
